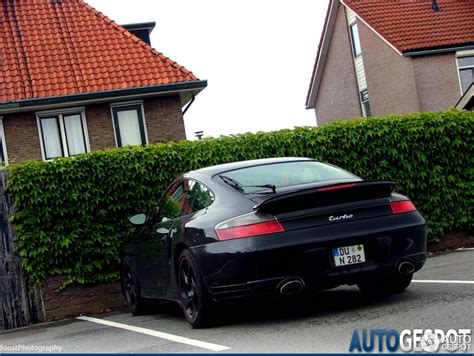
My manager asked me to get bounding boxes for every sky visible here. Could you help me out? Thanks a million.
[86,0,330,140]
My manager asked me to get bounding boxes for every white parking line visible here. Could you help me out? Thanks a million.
[413,280,474,284]
[77,316,230,352]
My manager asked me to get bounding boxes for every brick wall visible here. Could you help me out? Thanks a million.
[314,5,362,124]
[412,53,461,112]
[358,20,420,116]
[2,112,42,163]
[2,95,186,163]
[145,96,186,143]
[41,276,125,321]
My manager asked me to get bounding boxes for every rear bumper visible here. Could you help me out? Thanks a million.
[190,212,427,302]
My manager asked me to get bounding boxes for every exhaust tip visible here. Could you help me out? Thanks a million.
[398,261,415,275]
[278,278,305,295]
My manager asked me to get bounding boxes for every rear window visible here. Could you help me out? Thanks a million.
[221,161,358,193]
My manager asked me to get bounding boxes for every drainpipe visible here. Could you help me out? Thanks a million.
[182,96,195,115]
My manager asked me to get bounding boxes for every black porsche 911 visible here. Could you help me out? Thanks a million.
[121,157,427,327]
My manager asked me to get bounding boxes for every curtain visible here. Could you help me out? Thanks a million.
[116,109,143,146]
[41,117,62,159]
[64,114,86,155]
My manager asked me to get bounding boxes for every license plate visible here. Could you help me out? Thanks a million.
[332,244,365,267]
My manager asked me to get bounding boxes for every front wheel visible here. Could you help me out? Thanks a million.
[178,249,213,328]
[357,273,413,296]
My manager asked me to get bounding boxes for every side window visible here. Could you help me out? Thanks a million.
[159,181,185,220]
[188,181,214,213]
[158,179,214,220]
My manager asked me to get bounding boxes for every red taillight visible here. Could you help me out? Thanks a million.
[215,212,285,241]
[216,221,284,241]
[317,183,356,192]
[390,200,416,214]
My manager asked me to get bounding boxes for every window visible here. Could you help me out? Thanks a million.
[111,103,147,147]
[349,23,362,57]
[360,89,371,117]
[221,161,358,193]
[457,56,474,94]
[159,179,214,220]
[37,110,89,160]
[187,180,214,212]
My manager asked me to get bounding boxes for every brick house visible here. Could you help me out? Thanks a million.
[306,0,474,125]
[0,0,206,164]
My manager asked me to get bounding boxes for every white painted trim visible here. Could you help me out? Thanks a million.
[110,101,148,147]
[456,49,474,58]
[306,0,339,109]
[109,105,119,148]
[340,0,403,57]
[80,111,91,153]
[36,109,90,161]
[35,106,85,116]
[36,116,47,161]
[455,84,474,110]
[455,52,474,95]
[140,102,149,145]
[455,54,464,95]
[413,280,474,285]
[77,316,230,351]
[0,117,8,165]
[58,114,68,157]
[109,100,143,108]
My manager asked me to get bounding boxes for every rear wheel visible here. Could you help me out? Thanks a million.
[122,257,148,315]
[178,249,213,328]
[357,273,413,296]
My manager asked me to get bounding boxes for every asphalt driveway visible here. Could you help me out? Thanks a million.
[1,249,473,353]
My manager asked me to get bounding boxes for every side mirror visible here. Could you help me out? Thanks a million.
[128,213,148,226]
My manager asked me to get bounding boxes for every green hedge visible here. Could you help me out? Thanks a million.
[7,110,474,286]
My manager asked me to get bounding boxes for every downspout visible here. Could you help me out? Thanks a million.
[182,96,195,115]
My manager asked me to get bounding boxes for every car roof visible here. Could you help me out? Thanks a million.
[191,157,315,176]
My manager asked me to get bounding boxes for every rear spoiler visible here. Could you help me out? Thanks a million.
[253,181,396,214]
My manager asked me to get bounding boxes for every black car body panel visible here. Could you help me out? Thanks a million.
[121,157,427,305]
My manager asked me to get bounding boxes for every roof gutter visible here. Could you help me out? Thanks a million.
[0,80,207,114]
[403,44,474,57]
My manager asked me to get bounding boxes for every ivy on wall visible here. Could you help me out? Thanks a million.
[7,110,473,285]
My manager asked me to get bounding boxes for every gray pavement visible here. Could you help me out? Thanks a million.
[1,249,473,353]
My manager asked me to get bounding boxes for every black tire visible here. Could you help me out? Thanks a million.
[357,273,413,296]
[178,249,213,328]
[121,256,148,316]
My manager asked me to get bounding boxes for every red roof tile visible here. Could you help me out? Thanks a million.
[0,0,199,103]
[344,0,474,53]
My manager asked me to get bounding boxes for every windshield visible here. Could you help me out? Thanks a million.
[220,161,358,193]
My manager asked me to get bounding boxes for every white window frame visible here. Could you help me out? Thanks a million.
[456,50,474,95]
[349,22,362,58]
[0,117,8,165]
[36,107,90,161]
[360,89,371,117]
[110,100,148,147]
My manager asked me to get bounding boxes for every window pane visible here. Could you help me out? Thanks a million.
[362,100,372,117]
[116,109,143,146]
[223,161,358,193]
[41,117,63,159]
[350,23,362,57]
[64,114,86,156]
[159,181,186,219]
[458,56,474,68]
[188,181,214,212]
[460,68,474,94]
